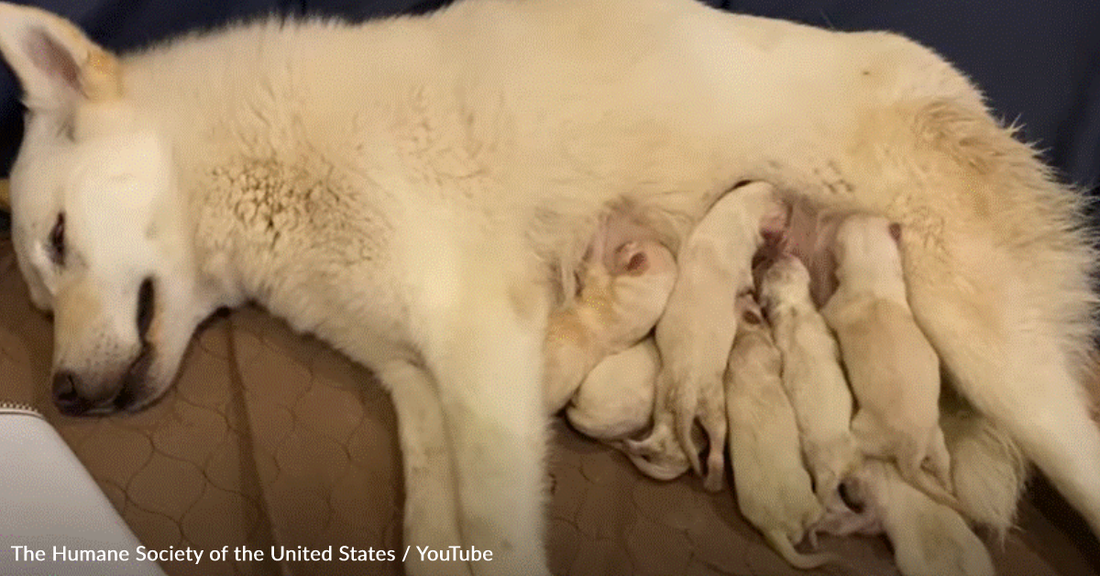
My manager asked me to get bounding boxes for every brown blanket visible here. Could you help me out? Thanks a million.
[0,239,1096,576]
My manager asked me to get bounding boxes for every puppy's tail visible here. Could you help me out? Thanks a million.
[763,529,838,571]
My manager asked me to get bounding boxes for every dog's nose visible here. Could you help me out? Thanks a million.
[52,371,90,415]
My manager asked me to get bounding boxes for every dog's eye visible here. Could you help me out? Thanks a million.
[136,278,155,340]
[49,213,65,265]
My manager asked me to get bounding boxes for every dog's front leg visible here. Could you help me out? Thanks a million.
[381,360,472,576]
[420,273,552,576]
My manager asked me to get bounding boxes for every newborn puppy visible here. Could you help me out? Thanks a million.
[630,181,788,492]
[567,337,687,480]
[837,461,994,576]
[566,337,659,441]
[726,294,836,569]
[821,215,956,508]
[543,218,677,413]
[760,254,859,508]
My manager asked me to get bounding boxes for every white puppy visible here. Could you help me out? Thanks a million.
[726,294,836,569]
[821,215,957,507]
[629,181,787,492]
[566,337,660,441]
[760,254,859,507]
[543,220,676,414]
[835,461,994,576]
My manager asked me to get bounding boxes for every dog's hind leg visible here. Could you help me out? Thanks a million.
[420,267,552,576]
[381,360,472,576]
[907,268,1100,540]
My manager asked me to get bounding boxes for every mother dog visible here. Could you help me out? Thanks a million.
[1,0,1097,573]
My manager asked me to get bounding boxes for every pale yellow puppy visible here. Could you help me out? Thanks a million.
[821,214,956,508]
[543,222,676,414]
[566,337,659,441]
[760,254,859,508]
[630,181,788,492]
[726,294,836,570]
[566,336,692,480]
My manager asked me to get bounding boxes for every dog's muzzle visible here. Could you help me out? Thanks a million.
[52,278,157,416]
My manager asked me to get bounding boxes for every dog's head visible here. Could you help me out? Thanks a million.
[0,4,215,415]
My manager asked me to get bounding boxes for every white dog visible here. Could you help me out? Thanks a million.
[3,0,1099,573]
[543,218,676,413]
[760,254,860,508]
[629,181,787,492]
[822,214,958,508]
[725,293,836,569]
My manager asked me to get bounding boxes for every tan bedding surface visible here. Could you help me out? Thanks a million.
[1,239,1097,576]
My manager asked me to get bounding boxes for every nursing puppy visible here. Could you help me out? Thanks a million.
[543,218,676,413]
[760,254,859,508]
[822,215,957,508]
[726,293,836,570]
[838,461,995,576]
[629,181,787,492]
[561,335,689,481]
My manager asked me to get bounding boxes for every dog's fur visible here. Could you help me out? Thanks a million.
[761,254,860,507]
[543,219,675,413]
[726,293,836,569]
[629,181,786,492]
[822,214,958,508]
[939,388,1028,539]
[2,0,1099,572]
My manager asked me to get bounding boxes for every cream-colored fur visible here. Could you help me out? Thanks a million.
[2,1,1099,573]
[726,294,837,569]
[544,222,675,413]
[939,389,1028,539]
[822,215,959,510]
[629,181,787,492]
[761,254,859,508]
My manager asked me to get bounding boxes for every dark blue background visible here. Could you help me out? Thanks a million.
[1,0,1097,197]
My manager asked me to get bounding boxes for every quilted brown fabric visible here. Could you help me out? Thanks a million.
[0,239,1097,576]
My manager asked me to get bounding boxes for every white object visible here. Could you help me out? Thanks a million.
[0,402,168,575]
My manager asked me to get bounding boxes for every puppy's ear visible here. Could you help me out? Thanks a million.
[0,3,119,112]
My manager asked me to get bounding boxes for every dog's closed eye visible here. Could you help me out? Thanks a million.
[49,213,65,265]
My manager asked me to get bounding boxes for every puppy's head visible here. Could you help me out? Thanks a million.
[831,214,902,273]
[0,4,217,415]
[759,254,812,312]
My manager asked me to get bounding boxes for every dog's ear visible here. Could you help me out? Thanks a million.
[0,3,119,112]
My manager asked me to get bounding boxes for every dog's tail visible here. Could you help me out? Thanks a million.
[763,529,838,571]
[940,395,1027,540]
